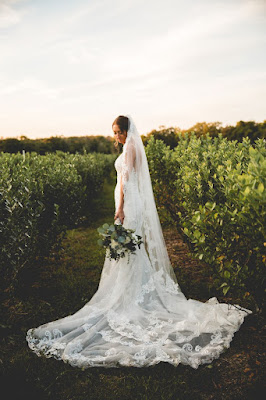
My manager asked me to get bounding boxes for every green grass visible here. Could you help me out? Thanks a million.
[0,169,264,400]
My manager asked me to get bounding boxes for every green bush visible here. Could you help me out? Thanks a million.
[146,133,266,310]
[0,151,115,295]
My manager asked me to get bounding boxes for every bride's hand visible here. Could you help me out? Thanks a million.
[114,207,125,224]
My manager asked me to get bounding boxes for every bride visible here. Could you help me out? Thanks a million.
[26,114,252,369]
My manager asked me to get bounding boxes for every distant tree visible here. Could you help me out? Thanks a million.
[182,122,223,138]
[66,137,84,153]
[221,120,266,143]
[144,126,181,148]
[46,136,69,152]
[258,120,266,140]
[2,138,22,153]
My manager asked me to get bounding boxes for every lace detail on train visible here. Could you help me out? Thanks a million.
[26,145,252,369]
[26,293,251,369]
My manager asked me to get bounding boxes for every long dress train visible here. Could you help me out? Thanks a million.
[26,152,252,369]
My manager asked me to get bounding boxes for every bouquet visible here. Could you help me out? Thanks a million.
[97,220,143,263]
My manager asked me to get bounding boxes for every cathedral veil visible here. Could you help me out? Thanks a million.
[121,114,177,283]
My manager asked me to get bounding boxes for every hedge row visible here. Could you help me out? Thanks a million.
[145,133,266,310]
[0,151,116,294]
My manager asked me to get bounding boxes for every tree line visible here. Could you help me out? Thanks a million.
[0,120,265,154]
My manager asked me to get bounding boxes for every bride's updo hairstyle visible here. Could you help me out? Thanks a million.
[112,115,129,149]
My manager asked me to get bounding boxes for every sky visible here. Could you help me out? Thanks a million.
[0,0,265,139]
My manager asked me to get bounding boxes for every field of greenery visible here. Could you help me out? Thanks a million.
[146,133,265,312]
[0,136,265,399]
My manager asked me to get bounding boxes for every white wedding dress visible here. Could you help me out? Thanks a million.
[26,115,252,369]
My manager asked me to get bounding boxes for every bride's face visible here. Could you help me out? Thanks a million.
[113,124,127,145]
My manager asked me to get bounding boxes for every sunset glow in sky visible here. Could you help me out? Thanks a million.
[0,0,265,138]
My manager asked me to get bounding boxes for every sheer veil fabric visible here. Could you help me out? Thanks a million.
[26,115,252,369]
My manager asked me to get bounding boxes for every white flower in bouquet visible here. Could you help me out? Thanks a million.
[97,222,143,263]
[110,238,118,248]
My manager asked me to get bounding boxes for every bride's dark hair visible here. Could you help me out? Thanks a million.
[112,115,129,149]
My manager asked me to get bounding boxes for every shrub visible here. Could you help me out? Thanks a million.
[0,152,115,295]
[146,134,266,310]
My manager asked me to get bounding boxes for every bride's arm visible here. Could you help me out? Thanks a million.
[114,140,136,223]
[118,174,124,209]
[114,175,125,223]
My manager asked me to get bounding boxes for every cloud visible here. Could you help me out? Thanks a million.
[0,0,28,28]
[0,76,60,98]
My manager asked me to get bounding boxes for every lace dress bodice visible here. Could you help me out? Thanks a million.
[114,153,143,235]
[114,153,123,211]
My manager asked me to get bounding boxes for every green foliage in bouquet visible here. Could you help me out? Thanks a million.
[97,222,143,263]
